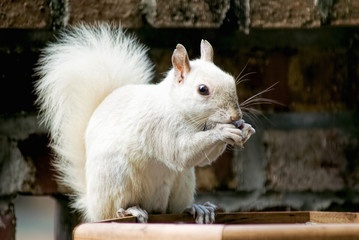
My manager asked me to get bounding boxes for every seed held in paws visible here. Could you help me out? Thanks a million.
[232,119,245,129]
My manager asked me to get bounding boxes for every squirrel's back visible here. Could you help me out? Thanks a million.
[35,24,153,215]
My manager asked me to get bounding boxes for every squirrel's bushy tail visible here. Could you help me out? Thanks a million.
[35,23,153,217]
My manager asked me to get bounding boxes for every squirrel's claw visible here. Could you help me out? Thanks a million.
[232,119,255,147]
[117,206,148,223]
[185,202,217,224]
[241,123,255,144]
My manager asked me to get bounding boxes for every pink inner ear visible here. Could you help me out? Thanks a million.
[176,65,184,78]
[172,44,191,83]
[175,65,184,83]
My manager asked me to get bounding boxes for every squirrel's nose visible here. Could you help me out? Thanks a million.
[230,115,240,122]
[229,108,242,122]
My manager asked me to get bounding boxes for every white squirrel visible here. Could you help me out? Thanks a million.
[35,24,255,224]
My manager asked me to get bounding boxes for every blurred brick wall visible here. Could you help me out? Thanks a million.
[1,0,359,239]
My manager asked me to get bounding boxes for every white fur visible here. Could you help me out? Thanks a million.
[35,24,153,219]
[35,23,254,222]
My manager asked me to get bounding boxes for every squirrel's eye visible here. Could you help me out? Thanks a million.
[198,84,209,95]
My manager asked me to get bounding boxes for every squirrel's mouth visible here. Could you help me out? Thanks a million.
[202,122,208,131]
[202,119,245,131]
[202,121,217,131]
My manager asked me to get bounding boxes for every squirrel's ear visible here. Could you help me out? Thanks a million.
[200,39,213,62]
[172,44,191,83]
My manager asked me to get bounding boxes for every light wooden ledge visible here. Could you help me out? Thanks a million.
[73,211,359,240]
[74,223,359,240]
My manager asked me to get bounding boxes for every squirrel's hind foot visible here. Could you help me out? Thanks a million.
[117,205,148,223]
[184,202,217,224]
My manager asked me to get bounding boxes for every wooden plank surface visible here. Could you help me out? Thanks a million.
[74,222,224,240]
[222,224,359,240]
[102,211,359,224]
[74,223,359,240]
[309,211,359,223]
[215,212,310,224]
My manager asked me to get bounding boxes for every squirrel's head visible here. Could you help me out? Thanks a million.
[169,40,242,130]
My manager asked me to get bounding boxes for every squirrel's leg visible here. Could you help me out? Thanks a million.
[167,168,195,212]
[174,123,244,168]
[86,153,147,222]
[197,141,227,167]
[117,206,148,223]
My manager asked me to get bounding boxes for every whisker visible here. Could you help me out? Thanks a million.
[242,110,262,128]
[235,61,248,82]
[196,116,212,130]
[187,115,208,130]
[236,71,256,85]
[201,150,212,165]
[240,82,279,107]
[236,78,251,85]
[242,107,274,128]
[241,107,262,115]
[241,98,283,107]
[226,144,235,152]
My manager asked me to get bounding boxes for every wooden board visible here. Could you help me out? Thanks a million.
[74,212,359,240]
[222,224,359,240]
[102,211,359,224]
[74,223,359,240]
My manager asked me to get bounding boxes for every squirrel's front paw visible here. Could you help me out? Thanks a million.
[215,123,242,146]
[239,122,255,147]
[117,205,148,223]
[215,121,255,147]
